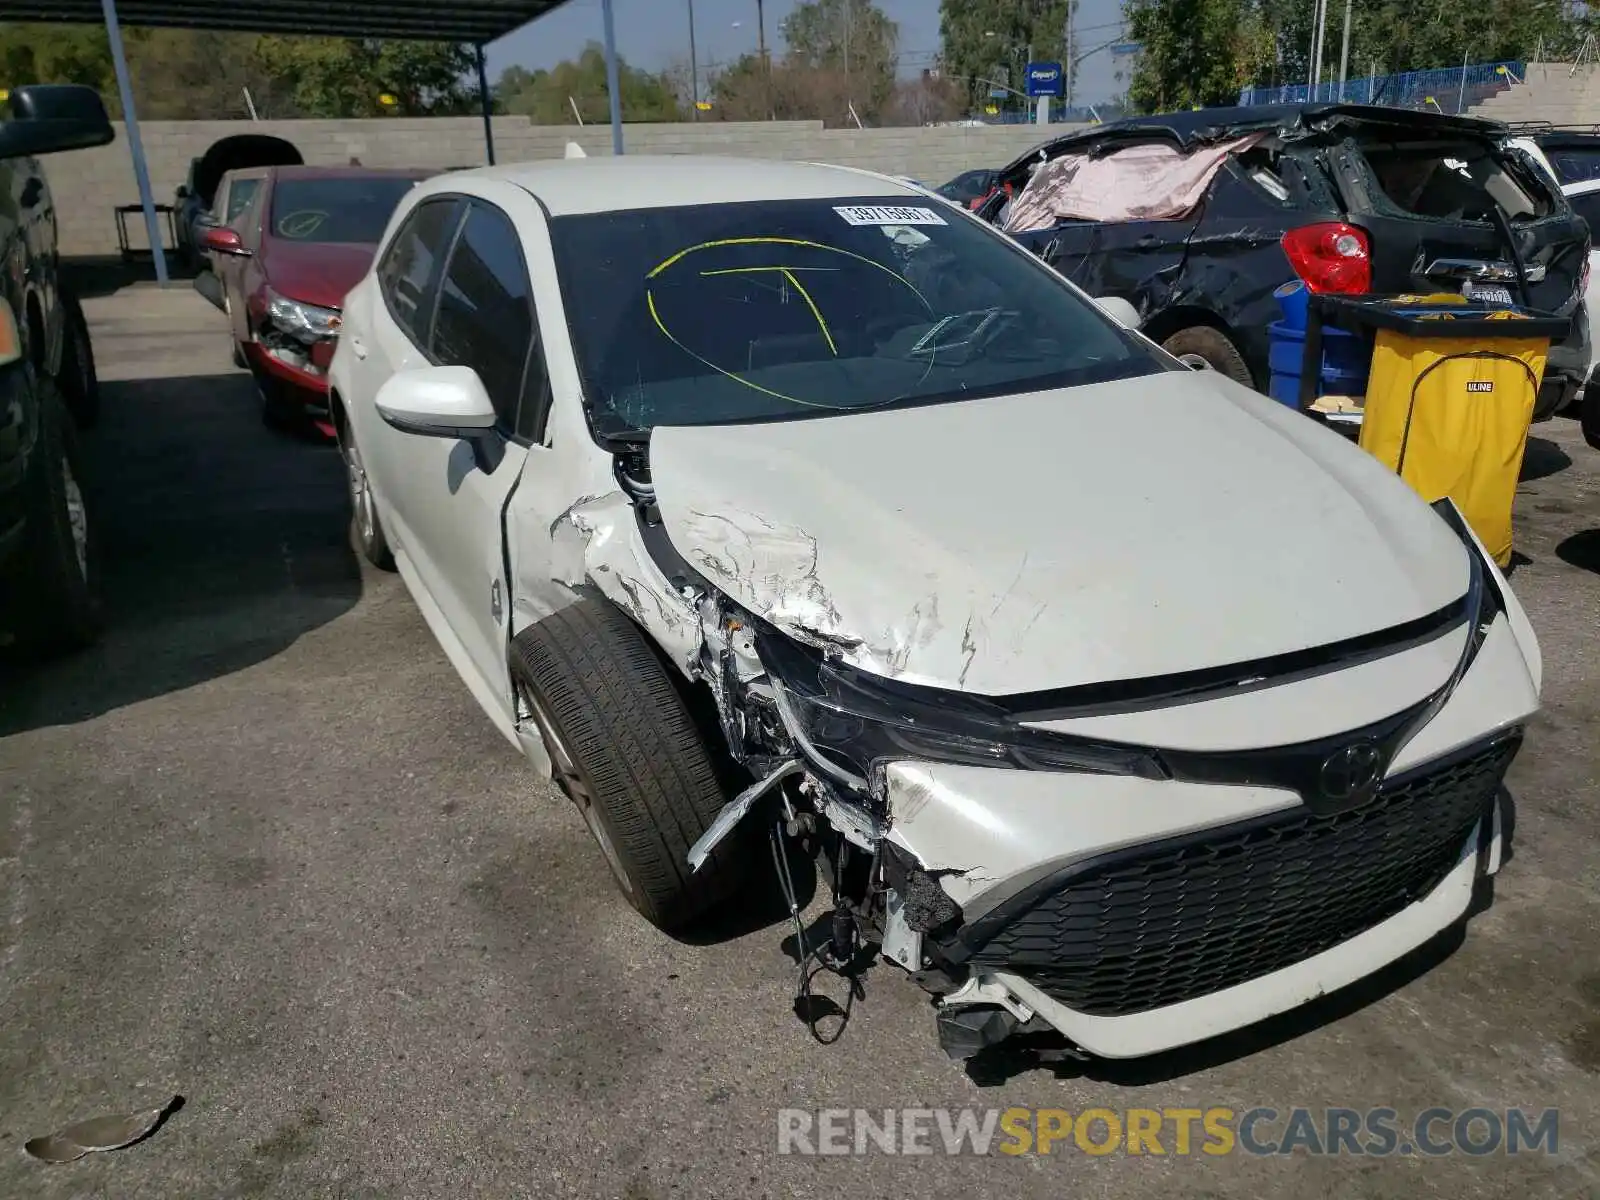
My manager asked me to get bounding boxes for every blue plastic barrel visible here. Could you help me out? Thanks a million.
[1266,320,1371,407]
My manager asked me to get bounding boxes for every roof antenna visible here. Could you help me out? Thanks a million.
[565,141,588,159]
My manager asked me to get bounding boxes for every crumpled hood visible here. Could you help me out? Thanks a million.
[649,372,1471,695]
[260,240,377,311]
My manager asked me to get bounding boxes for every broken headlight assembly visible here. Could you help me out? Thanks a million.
[754,625,1165,790]
[263,288,341,344]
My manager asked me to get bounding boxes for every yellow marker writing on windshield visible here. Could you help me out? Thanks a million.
[647,236,925,303]
[700,266,839,356]
[643,235,933,407]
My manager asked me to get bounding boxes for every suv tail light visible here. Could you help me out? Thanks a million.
[1282,222,1372,294]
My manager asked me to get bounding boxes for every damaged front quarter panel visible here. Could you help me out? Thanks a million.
[543,489,704,675]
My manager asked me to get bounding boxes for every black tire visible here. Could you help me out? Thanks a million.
[510,600,748,932]
[56,290,100,430]
[1533,375,1575,424]
[1,373,103,656]
[340,430,394,570]
[1582,384,1600,452]
[223,292,247,369]
[1162,325,1254,388]
[256,370,306,435]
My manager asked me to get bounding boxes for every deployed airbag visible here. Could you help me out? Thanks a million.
[1002,133,1266,233]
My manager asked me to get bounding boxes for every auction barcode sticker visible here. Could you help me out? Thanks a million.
[834,205,948,226]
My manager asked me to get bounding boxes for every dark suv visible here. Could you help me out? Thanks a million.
[980,104,1590,420]
[0,85,113,656]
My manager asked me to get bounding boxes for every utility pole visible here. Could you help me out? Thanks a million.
[843,0,851,112]
[1337,0,1352,101]
[688,0,700,120]
[757,0,772,119]
[1064,2,1074,109]
[1308,0,1318,91]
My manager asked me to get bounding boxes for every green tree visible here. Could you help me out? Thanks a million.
[0,23,114,99]
[1122,0,1249,110]
[781,0,900,117]
[494,43,681,124]
[1125,0,1596,111]
[710,52,857,123]
[1,24,475,118]
[938,0,1074,112]
[255,38,477,117]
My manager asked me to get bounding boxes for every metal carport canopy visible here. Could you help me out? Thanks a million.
[4,1,572,42]
[8,0,614,284]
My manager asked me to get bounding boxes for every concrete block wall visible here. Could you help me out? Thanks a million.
[42,116,1077,257]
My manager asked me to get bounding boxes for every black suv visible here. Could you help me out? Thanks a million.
[980,104,1590,420]
[0,85,113,656]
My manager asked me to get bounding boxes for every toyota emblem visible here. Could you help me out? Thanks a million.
[1319,741,1384,804]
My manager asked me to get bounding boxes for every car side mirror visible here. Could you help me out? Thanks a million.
[376,366,498,440]
[1093,296,1142,329]
[0,84,114,161]
[201,226,250,256]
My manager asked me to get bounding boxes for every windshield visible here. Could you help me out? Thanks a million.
[269,176,419,244]
[549,195,1161,438]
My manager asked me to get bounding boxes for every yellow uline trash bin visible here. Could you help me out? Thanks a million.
[1315,298,1568,568]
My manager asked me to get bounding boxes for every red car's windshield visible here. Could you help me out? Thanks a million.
[269,177,420,245]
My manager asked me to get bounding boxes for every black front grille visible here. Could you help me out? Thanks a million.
[964,735,1519,1018]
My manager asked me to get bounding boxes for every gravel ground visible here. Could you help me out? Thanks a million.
[0,285,1596,1199]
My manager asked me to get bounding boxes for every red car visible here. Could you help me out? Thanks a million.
[203,165,432,437]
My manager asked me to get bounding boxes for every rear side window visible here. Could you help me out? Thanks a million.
[1355,137,1553,223]
[429,201,536,431]
[376,198,462,347]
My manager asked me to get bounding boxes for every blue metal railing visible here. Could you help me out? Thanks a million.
[1239,61,1524,116]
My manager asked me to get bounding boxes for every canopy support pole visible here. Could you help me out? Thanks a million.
[601,0,624,154]
[101,0,168,284]
[475,43,496,166]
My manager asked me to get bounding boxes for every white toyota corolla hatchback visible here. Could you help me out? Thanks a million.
[328,156,1541,1063]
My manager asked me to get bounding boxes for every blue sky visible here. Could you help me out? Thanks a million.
[485,0,1131,106]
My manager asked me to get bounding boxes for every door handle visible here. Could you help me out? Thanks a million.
[348,336,368,360]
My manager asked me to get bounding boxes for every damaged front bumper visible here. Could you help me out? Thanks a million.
[888,732,1515,1060]
[687,552,1535,1062]
[246,292,340,435]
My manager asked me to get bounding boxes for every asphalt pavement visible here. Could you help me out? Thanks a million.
[0,284,1596,1198]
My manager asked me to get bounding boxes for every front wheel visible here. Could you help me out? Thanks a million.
[1161,326,1254,387]
[57,290,100,430]
[223,292,247,369]
[1,374,103,656]
[509,600,750,932]
[340,431,393,570]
